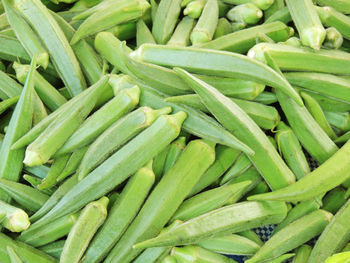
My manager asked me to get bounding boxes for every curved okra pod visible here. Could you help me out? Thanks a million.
[0,200,30,232]
[227,3,263,25]
[214,18,232,39]
[0,179,49,212]
[293,244,312,263]
[134,201,287,249]
[190,0,218,45]
[83,162,155,263]
[0,70,22,99]
[167,16,196,46]
[18,212,79,247]
[163,137,186,174]
[189,145,241,196]
[56,86,140,156]
[23,77,109,167]
[286,0,326,49]
[246,210,332,263]
[0,57,36,203]
[77,107,171,180]
[324,27,343,49]
[32,112,186,229]
[38,240,65,259]
[172,181,252,222]
[132,44,303,105]
[322,187,347,214]
[175,67,296,190]
[275,121,310,180]
[172,246,237,263]
[60,197,108,263]
[136,19,156,48]
[253,92,277,104]
[13,0,86,97]
[308,200,350,263]
[249,139,350,202]
[104,140,215,263]
[0,96,19,115]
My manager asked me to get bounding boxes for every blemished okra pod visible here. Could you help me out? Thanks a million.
[227,3,263,25]
[308,200,350,263]
[2,0,48,69]
[214,18,232,39]
[0,57,36,203]
[0,200,30,232]
[60,197,108,263]
[23,76,109,167]
[273,199,321,233]
[197,234,261,256]
[190,0,218,45]
[132,44,303,105]
[134,201,287,249]
[172,246,237,263]
[293,244,312,263]
[315,0,350,14]
[136,19,156,48]
[167,16,196,46]
[324,27,343,49]
[286,0,326,49]
[175,68,296,190]
[275,121,311,180]
[322,187,347,214]
[7,246,23,263]
[18,212,79,247]
[152,0,182,44]
[38,240,64,259]
[0,96,19,115]
[105,140,216,263]
[246,210,332,263]
[83,162,155,263]
[248,42,350,75]
[13,0,86,97]
[56,86,140,156]
[166,94,280,130]
[0,179,49,213]
[57,146,88,182]
[78,107,171,180]
[163,137,186,174]
[189,145,241,196]
[249,139,350,202]
[139,85,254,154]
[325,111,350,133]
[220,154,252,185]
[32,112,186,229]
[275,89,338,164]
[172,181,252,222]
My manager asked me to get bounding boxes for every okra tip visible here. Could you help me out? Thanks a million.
[37,52,50,69]
[167,111,188,132]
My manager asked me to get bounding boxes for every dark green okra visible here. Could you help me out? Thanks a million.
[38,240,65,259]
[322,187,347,214]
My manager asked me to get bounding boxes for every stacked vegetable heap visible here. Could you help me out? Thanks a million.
[1,0,350,262]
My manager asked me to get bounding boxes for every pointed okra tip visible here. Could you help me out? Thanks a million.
[37,52,49,70]
[167,111,187,133]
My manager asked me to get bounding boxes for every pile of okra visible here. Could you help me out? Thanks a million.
[2,0,350,262]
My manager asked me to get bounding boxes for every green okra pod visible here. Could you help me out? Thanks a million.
[23,77,109,166]
[18,212,79,247]
[152,0,182,44]
[105,139,216,263]
[275,121,311,180]
[172,246,237,263]
[227,3,263,25]
[249,139,350,202]
[0,57,36,203]
[172,181,252,222]
[23,174,56,196]
[246,210,332,263]
[132,44,303,105]
[57,146,88,182]
[32,91,48,126]
[222,0,274,10]
[175,68,296,190]
[163,136,186,174]
[0,96,19,115]
[32,112,186,229]
[325,252,350,263]
[227,167,263,198]
[334,131,350,145]
[325,111,350,133]
[0,70,22,100]
[264,0,285,20]
[0,35,30,63]
[293,244,312,263]
[214,17,233,39]
[316,0,350,14]
[309,200,350,263]
[286,0,326,50]
[184,0,205,19]
[106,22,137,41]
[238,230,264,246]
[189,145,241,196]
[322,187,347,214]
[38,240,65,259]
[190,0,219,45]
[220,154,252,185]
[136,19,156,47]
[134,201,287,249]
[24,165,49,179]
[60,197,108,263]
[83,162,155,263]
[0,200,30,232]
[13,0,86,97]
[264,6,292,24]
[167,16,196,46]
[247,180,269,196]
[324,27,343,49]
[7,246,23,263]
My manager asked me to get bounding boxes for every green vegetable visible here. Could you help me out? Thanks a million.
[315,0,350,14]
[57,146,88,182]
[38,240,65,259]
[136,19,156,48]
[0,200,30,232]
[6,246,23,263]
[183,0,205,19]
[322,187,347,214]
[163,136,186,174]
[171,246,237,263]
[227,3,263,25]
[214,18,233,39]
[324,27,343,49]
[220,154,252,185]
[167,16,196,46]
[293,244,312,263]
[0,96,19,115]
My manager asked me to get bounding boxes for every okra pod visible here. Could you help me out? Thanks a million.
[322,187,347,214]
[13,0,86,97]
[184,0,205,19]
[60,197,108,263]
[334,131,350,145]
[324,27,343,49]
[190,0,218,45]
[23,174,55,196]
[172,246,237,263]
[247,180,270,196]
[286,0,326,49]
[325,252,350,263]
[238,230,264,246]
[264,0,285,20]
[38,240,65,259]
[134,201,287,249]
[325,111,350,133]
[136,19,156,47]
[0,57,36,202]
[163,137,186,174]
[0,70,21,100]
[222,0,274,10]
[167,16,196,46]
[227,3,263,25]
[246,210,332,263]
[214,18,233,39]
[266,254,295,263]
[18,212,79,247]
[0,96,19,115]
[0,35,30,63]
[7,246,23,263]
[176,68,296,190]
[106,22,137,41]
[132,44,303,105]
[264,6,292,24]
[0,200,30,232]
[293,244,312,263]
[309,200,350,263]
[105,140,215,263]
[227,167,263,197]
[220,154,252,185]
[315,0,350,14]
[83,162,155,263]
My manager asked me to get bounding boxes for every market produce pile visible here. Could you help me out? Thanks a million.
[1,0,350,262]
